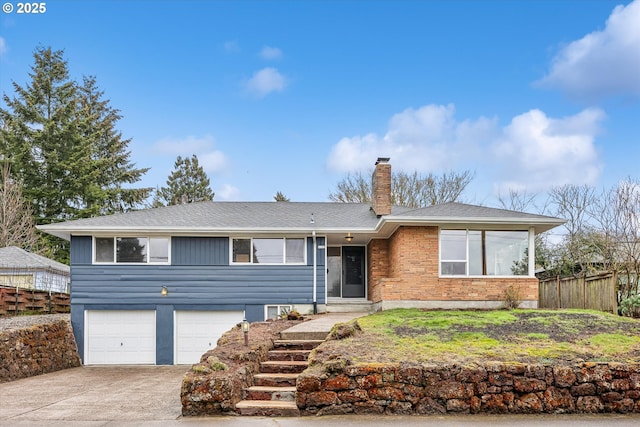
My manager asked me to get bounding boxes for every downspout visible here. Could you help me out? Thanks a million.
[312,230,317,314]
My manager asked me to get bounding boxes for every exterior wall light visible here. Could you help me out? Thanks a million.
[242,318,250,346]
[345,232,354,243]
[161,286,168,296]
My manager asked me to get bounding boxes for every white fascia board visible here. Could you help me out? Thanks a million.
[38,225,381,241]
[376,216,565,235]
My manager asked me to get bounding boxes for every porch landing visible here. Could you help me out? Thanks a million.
[280,313,366,341]
[326,298,374,314]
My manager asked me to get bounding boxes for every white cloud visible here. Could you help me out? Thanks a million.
[537,0,640,101]
[326,104,604,195]
[223,40,240,53]
[326,104,497,172]
[216,184,240,200]
[260,46,282,60]
[0,37,6,56]
[244,67,287,98]
[492,108,605,192]
[152,134,228,173]
[199,151,228,173]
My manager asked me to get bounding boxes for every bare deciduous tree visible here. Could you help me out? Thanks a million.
[0,162,41,251]
[497,188,539,213]
[547,184,598,276]
[329,170,474,208]
[592,179,640,300]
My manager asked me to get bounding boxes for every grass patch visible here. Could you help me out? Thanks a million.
[314,309,640,366]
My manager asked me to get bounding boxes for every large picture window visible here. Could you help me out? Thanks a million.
[94,237,170,264]
[440,230,529,276]
[232,238,306,264]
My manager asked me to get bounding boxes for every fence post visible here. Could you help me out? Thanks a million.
[582,275,586,309]
[556,275,561,309]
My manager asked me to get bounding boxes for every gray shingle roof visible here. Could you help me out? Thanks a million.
[38,201,564,240]
[0,246,70,272]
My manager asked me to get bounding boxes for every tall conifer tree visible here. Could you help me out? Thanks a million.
[0,47,151,262]
[154,155,214,206]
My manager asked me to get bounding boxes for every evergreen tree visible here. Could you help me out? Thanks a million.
[274,191,290,202]
[76,76,150,215]
[155,155,214,206]
[0,47,151,262]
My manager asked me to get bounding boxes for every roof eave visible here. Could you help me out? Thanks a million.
[37,225,382,241]
[378,215,565,235]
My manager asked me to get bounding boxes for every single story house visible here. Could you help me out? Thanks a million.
[0,246,70,293]
[39,158,564,365]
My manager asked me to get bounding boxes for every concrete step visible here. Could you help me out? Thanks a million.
[244,385,296,401]
[279,331,329,341]
[267,349,311,361]
[326,300,373,313]
[260,360,308,374]
[273,339,324,350]
[253,373,299,387]
[236,400,300,417]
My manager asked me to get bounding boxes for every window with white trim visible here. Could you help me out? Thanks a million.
[93,237,170,264]
[440,229,529,276]
[265,304,293,320]
[231,238,306,264]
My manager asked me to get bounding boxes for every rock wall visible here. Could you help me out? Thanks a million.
[296,361,640,415]
[181,319,302,416]
[0,316,81,383]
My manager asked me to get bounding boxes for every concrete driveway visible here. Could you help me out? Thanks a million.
[0,365,188,425]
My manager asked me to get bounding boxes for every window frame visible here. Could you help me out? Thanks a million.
[439,228,531,278]
[264,304,293,320]
[92,236,171,265]
[230,237,307,265]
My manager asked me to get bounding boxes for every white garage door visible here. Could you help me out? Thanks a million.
[174,311,244,365]
[85,310,156,365]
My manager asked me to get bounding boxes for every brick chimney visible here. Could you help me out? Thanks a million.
[371,157,391,216]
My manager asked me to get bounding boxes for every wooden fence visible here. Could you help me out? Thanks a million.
[0,286,70,316]
[538,272,618,313]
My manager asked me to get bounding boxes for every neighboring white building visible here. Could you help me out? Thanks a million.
[0,246,70,293]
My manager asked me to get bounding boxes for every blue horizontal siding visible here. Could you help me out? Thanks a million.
[70,264,326,305]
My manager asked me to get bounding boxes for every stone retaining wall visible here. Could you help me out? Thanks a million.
[0,315,81,383]
[296,361,640,415]
[181,319,302,416]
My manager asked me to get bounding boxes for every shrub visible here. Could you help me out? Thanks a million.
[206,356,228,371]
[620,295,640,318]
[502,285,522,310]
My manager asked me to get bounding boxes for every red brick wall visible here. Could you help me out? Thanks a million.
[367,226,538,304]
[371,162,391,216]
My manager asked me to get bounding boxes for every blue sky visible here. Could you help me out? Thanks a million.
[1,0,640,207]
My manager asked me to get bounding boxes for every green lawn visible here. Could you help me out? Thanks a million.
[315,308,640,366]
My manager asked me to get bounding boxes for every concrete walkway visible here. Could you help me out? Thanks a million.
[280,312,366,340]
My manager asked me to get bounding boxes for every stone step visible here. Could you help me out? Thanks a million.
[260,360,308,374]
[253,373,299,387]
[236,400,300,417]
[268,349,311,361]
[244,385,296,401]
[273,339,324,350]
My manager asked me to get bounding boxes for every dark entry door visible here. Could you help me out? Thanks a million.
[342,246,365,298]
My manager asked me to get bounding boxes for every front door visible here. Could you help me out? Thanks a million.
[327,246,366,298]
[342,246,366,298]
